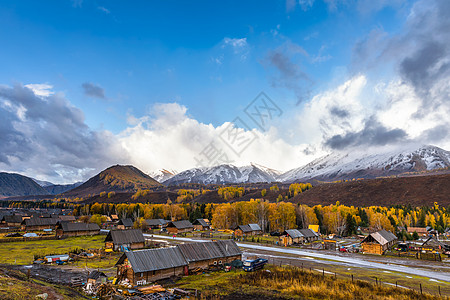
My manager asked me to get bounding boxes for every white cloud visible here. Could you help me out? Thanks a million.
[24,84,54,97]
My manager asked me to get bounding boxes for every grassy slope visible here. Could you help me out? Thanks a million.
[176,266,442,300]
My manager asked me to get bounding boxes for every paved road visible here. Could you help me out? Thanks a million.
[144,234,450,282]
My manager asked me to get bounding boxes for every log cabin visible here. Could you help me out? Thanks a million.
[361,229,397,255]
[166,220,194,234]
[105,229,145,251]
[56,222,100,238]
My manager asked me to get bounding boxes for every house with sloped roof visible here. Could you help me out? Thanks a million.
[116,246,188,284]
[115,240,241,285]
[105,229,145,251]
[58,215,76,222]
[298,228,320,243]
[166,220,194,234]
[361,229,397,255]
[1,214,24,227]
[192,219,211,231]
[56,222,100,238]
[178,240,241,270]
[280,229,303,245]
[87,270,107,284]
[21,217,59,231]
[117,218,134,230]
[235,223,262,237]
[145,219,169,229]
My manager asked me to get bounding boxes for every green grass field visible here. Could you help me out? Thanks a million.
[0,235,106,265]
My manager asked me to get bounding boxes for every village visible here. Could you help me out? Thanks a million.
[0,206,449,299]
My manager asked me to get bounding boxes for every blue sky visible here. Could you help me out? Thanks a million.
[1,0,449,183]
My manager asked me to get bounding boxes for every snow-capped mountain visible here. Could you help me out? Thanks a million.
[163,163,280,185]
[150,169,177,183]
[279,145,450,182]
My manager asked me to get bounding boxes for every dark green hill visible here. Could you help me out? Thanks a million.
[0,172,48,197]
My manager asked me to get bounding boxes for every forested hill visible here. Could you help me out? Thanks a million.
[291,174,450,207]
[64,165,162,197]
[0,172,48,197]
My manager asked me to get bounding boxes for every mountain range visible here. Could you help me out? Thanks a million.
[162,145,450,185]
[0,144,449,198]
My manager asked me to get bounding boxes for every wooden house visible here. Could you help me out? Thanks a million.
[58,215,76,222]
[56,222,100,238]
[105,229,145,251]
[235,224,262,237]
[361,229,397,255]
[178,240,242,270]
[115,246,188,285]
[166,220,194,234]
[407,227,428,236]
[192,219,211,231]
[1,215,24,227]
[87,271,107,284]
[145,219,169,230]
[298,228,320,243]
[117,218,134,230]
[115,240,242,285]
[21,217,59,231]
[280,229,303,246]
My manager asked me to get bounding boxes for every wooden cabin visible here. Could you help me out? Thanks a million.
[21,217,59,231]
[178,240,242,270]
[1,215,24,227]
[117,218,134,230]
[58,215,76,222]
[192,219,211,231]
[166,220,194,234]
[280,229,303,246]
[115,247,188,285]
[115,240,242,285]
[56,222,100,238]
[235,224,262,237]
[145,219,169,230]
[298,228,320,243]
[105,229,145,251]
[87,271,107,284]
[361,229,397,255]
[407,227,428,236]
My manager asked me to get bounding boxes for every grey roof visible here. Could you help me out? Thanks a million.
[87,270,107,279]
[283,229,303,239]
[238,224,261,233]
[59,222,100,232]
[2,215,23,223]
[362,229,397,246]
[192,219,210,227]
[118,247,187,273]
[145,219,169,227]
[178,241,224,262]
[105,229,145,244]
[118,218,134,227]
[299,228,319,238]
[23,218,59,227]
[248,224,261,231]
[215,240,241,257]
[167,220,193,229]
[59,215,76,222]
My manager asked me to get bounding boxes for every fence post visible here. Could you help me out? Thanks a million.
[351,274,353,282]
[438,285,441,296]
[375,277,378,286]
[322,269,324,277]
[396,281,397,288]
[420,283,422,295]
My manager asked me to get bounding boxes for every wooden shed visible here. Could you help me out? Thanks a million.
[105,229,145,251]
[361,229,397,255]
[145,219,169,230]
[192,219,211,231]
[178,240,242,270]
[1,215,24,227]
[21,217,59,231]
[298,228,320,243]
[280,229,303,246]
[115,246,188,285]
[407,227,428,236]
[56,222,100,238]
[166,220,194,234]
[235,224,262,237]
[117,218,134,230]
[87,271,107,284]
